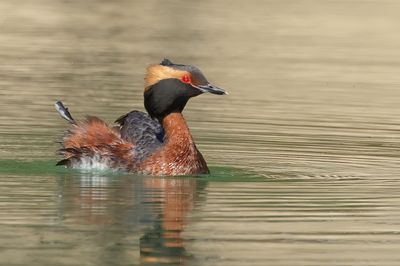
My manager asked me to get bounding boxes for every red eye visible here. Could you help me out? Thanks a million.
[181,75,191,84]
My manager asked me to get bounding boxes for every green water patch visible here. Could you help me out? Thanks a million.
[0,160,268,181]
[0,159,68,176]
[196,166,268,182]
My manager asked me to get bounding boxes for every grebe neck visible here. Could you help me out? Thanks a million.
[162,113,194,144]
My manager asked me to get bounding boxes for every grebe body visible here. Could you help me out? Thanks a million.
[56,59,226,176]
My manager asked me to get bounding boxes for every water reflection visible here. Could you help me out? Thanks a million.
[59,173,204,265]
[140,178,199,265]
[3,0,400,264]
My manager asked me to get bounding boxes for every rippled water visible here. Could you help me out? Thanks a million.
[1,0,400,265]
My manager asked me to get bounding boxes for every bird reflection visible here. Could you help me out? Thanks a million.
[58,173,205,265]
[140,178,197,265]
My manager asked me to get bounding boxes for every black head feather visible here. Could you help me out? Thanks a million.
[160,58,173,66]
[145,59,224,121]
[144,79,201,120]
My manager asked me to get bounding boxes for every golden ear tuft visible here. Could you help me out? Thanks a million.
[144,65,189,90]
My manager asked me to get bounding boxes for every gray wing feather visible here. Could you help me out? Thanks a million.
[115,111,164,161]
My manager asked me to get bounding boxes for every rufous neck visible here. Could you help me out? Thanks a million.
[162,113,193,143]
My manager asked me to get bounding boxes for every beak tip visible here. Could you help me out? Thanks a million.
[197,84,228,95]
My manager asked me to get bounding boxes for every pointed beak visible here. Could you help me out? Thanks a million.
[197,84,228,95]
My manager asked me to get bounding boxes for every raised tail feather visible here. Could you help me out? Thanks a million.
[55,101,75,124]
[57,116,135,170]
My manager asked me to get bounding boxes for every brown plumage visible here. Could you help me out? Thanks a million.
[58,117,135,170]
[138,113,208,175]
[55,59,226,176]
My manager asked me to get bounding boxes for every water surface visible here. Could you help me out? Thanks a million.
[1,0,400,265]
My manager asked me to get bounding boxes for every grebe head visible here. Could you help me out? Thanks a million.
[144,59,226,120]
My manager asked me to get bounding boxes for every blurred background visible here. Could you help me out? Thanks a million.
[1,0,400,177]
[1,1,400,265]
